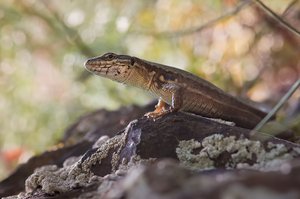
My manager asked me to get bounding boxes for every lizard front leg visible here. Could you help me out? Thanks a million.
[145,98,169,118]
[145,83,183,118]
[169,84,183,112]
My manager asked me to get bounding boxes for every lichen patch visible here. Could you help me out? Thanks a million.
[24,133,128,194]
[176,134,300,171]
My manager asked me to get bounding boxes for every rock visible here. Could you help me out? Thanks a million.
[2,104,300,199]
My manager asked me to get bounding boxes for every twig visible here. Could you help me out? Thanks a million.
[252,0,300,37]
[38,1,96,80]
[41,3,95,58]
[137,1,251,38]
[282,0,299,17]
[253,79,300,132]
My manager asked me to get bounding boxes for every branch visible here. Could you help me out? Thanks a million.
[253,79,300,132]
[252,0,300,37]
[282,0,299,17]
[135,1,251,38]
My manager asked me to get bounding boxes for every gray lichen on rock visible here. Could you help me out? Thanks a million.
[237,142,300,171]
[78,156,155,199]
[176,134,300,171]
[25,162,91,194]
[24,133,128,194]
[80,133,126,172]
[25,162,99,194]
[176,139,215,170]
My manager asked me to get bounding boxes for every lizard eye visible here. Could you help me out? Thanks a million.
[104,53,115,60]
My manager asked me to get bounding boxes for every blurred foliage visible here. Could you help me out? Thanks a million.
[0,0,300,179]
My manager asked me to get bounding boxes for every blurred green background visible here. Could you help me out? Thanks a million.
[0,0,299,179]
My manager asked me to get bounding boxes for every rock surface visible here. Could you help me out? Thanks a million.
[1,103,300,199]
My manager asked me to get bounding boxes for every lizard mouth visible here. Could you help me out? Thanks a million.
[84,59,111,75]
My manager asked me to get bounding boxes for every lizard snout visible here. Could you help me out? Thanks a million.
[84,59,92,70]
[84,58,99,73]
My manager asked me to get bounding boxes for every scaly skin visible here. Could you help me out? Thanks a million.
[85,52,269,129]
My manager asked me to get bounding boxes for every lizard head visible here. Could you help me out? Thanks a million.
[84,52,135,83]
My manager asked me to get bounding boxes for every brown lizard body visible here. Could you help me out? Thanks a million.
[84,52,269,129]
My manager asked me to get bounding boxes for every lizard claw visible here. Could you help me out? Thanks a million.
[144,110,170,119]
[144,99,172,119]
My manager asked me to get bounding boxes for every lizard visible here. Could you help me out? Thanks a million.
[84,52,270,129]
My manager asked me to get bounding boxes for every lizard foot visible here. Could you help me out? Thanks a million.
[145,109,171,119]
[144,99,171,119]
